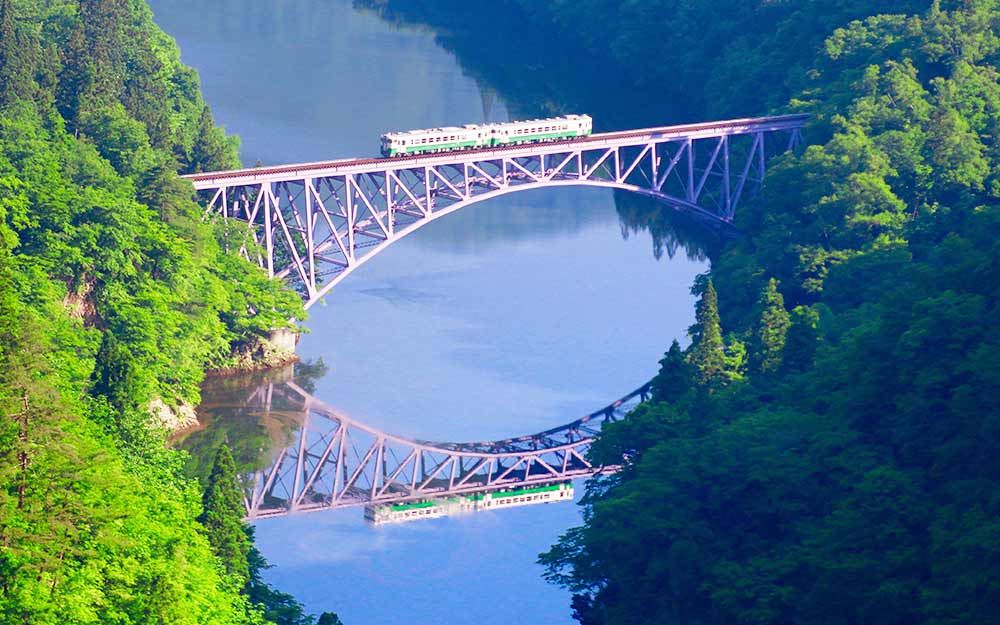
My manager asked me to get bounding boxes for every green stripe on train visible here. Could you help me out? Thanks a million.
[490,483,564,499]
[495,130,583,145]
[389,500,436,512]
[386,130,588,156]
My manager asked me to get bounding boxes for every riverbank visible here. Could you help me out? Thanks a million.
[0,0,308,622]
[205,328,302,378]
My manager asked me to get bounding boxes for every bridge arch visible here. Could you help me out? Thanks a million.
[305,179,711,302]
[240,378,650,520]
[185,115,806,309]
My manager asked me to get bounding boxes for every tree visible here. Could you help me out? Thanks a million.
[782,305,821,373]
[686,279,726,385]
[188,105,239,173]
[91,330,140,413]
[317,612,346,625]
[650,340,690,402]
[541,3,1000,624]
[0,0,32,105]
[750,278,791,374]
[199,444,252,587]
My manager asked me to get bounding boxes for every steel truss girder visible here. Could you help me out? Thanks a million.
[241,381,651,520]
[192,116,807,308]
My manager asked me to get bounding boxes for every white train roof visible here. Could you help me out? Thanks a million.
[382,115,591,139]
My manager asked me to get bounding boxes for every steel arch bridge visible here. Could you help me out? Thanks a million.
[184,114,806,309]
[241,379,650,520]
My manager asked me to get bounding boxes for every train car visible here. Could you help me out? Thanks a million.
[379,124,489,157]
[490,114,592,147]
[363,482,574,525]
[380,114,592,157]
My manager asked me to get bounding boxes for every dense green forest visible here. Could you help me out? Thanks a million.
[529,2,1000,624]
[0,0,338,623]
[4,0,998,623]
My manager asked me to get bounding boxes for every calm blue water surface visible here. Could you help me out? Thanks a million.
[150,1,708,623]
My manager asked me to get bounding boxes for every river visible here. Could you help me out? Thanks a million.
[150,1,711,623]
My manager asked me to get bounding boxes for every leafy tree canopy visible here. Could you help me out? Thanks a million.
[540,2,1000,625]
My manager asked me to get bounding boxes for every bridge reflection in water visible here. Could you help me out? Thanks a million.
[241,378,649,521]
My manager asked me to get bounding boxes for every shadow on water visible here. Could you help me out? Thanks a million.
[355,0,729,262]
[354,0,686,128]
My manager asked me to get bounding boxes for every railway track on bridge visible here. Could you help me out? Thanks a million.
[184,114,807,308]
[184,114,808,188]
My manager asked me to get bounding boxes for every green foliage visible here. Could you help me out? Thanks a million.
[541,2,1000,625]
[504,0,928,120]
[750,279,791,374]
[650,340,689,403]
[199,445,252,587]
[0,273,255,624]
[687,280,742,385]
[686,279,724,380]
[0,0,307,622]
[316,613,345,625]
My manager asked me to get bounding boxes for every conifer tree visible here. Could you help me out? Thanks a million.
[751,278,791,374]
[0,0,17,103]
[199,444,252,587]
[687,279,726,384]
[91,330,140,413]
[651,340,690,402]
[78,0,127,105]
[782,305,821,373]
[317,612,345,625]
[188,105,239,173]
[0,0,31,105]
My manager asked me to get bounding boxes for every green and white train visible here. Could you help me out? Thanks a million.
[364,482,575,525]
[380,114,593,157]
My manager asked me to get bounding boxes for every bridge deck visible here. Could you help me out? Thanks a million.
[186,113,807,308]
[183,114,808,189]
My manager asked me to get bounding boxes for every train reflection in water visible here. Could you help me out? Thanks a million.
[364,482,574,525]
[181,364,645,523]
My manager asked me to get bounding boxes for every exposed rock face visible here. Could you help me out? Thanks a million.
[211,329,300,375]
[268,327,298,354]
[149,398,199,431]
[61,278,98,326]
